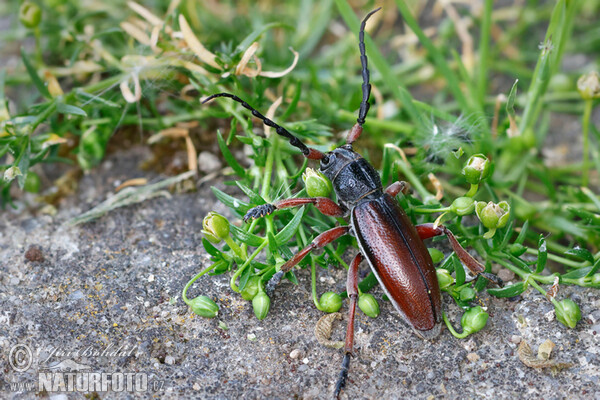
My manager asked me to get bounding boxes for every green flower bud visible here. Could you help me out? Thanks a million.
[475,201,511,239]
[460,306,489,335]
[428,248,445,264]
[24,172,41,193]
[459,287,476,302]
[358,293,380,318]
[241,275,262,301]
[554,299,581,329]
[302,168,332,198]
[508,243,527,257]
[436,268,454,290]
[189,295,219,318]
[252,292,271,320]
[462,154,491,185]
[450,196,475,216]
[320,291,343,313]
[19,1,42,29]
[577,71,600,100]
[201,212,230,244]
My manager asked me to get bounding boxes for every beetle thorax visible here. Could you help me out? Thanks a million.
[320,145,383,208]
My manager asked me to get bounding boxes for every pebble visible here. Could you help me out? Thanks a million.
[289,349,302,359]
[510,335,522,344]
[497,269,515,282]
[193,383,201,390]
[165,355,175,365]
[466,352,480,363]
[198,151,222,173]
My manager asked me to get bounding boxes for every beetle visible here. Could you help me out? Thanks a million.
[203,8,501,398]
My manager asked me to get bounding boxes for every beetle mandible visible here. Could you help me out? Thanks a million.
[203,7,501,398]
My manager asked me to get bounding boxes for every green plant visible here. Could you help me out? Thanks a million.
[0,1,598,331]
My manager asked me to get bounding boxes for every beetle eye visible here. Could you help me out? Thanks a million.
[320,153,334,170]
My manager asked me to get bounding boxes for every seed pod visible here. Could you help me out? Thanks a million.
[462,154,491,185]
[577,71,600,100]
[253,292,271,320]
[202,212,230,244]
[554,299,581,329]
[475,201,511,238]
[19,1,42,29]
[358,293,380,318]
[189,295,219,318]
[460,306,489,335]
[241,275,262,301]
[302,168,333,198]
[436,269,454,290]
[320,291,343,313]
[450,196,475,216]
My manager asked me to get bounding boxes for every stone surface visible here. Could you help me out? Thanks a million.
[0,146,598,399]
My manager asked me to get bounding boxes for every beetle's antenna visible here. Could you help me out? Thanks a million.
[347,7,381,145]
[203,93,327,161]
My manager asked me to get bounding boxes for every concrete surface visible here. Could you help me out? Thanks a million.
[1,146,599,399]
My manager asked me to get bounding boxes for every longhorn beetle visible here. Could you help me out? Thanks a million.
[203,7,501,398]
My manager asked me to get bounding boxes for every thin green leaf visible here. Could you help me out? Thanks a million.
[21,48,50,99]
[267,231,279,255]
[506,79,518,121]
[562,266,593,280]
[218,130,246,177]
[452,254,466,287]
[535,235,547,273]
[230,224,264,247]
[515,220,529,245]
[275,207,305,246]
[57,103,87,116]
[211,187,250,213]
[564,247,594,264]
[235,182,266,205]
[202,238,222,258]
[585,258,600,277]
[239,265,253,291]
[284,270,298,285]
[488,282,526,298]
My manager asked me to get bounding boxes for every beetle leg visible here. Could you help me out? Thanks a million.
[266,225,351,296]
[385,181,409,197]
[244,197,346,223]
[416,223,503,286]
[334,252,363,399]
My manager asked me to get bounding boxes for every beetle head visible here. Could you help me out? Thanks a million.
[319,144,361,182]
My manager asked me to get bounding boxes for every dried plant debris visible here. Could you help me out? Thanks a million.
[517,340,573,371]
[68,170,196,225]
[315,312,344,349]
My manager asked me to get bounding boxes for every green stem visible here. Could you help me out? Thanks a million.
[311,260,323,311]
[465,183,479,198]
[395,160,435,203]
[224,235,246,261]
[182,263,218,305]
[582,99,593,186]
[442,312,469,339]
[230,240,269,292]
[412,206,450,214]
